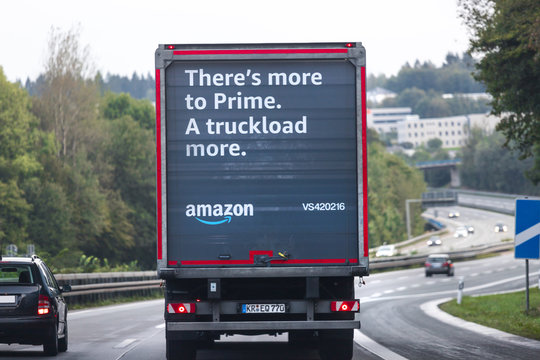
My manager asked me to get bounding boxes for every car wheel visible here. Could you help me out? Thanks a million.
[58,321,68,352]
[425,272,432,277]
[43,322,59,356]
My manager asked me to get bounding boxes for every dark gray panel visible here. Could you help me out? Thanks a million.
[165,59,358,266]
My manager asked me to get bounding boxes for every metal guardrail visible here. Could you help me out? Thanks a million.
[55,271,162,305]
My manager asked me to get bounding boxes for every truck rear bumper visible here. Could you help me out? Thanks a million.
[167,318,360,332]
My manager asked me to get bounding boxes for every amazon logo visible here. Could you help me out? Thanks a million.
[186,203,254,225]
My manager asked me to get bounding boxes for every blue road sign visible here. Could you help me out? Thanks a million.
[515,199,540,259]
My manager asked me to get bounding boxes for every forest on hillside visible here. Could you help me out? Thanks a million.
[367,53,491,118]
[1,30,428,272]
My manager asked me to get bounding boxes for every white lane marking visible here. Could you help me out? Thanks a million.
[362,271,540,303]
[397,286,407,291]
[155,323,165,329]
[370,280,382,284]
[421,298,540,349]
[70,299,164,319]
[397,276,408,280]
[371,292,382,297]
[114,339,137,349]
[470,273,479,277]
[383,290,394,294]
[354,330,408,360]
[411,284,420,288]
[426,281,435,285]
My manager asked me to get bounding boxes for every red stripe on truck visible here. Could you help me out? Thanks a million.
[173,49,348,56]
[155,68,162,260]
[177,251,358,266]
[361,66,369,257]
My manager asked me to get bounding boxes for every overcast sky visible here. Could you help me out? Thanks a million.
[0,0,470,82]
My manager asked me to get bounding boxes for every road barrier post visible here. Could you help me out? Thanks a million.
[457,276,465,305]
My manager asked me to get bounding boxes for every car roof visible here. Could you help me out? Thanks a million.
[0,256,39,264]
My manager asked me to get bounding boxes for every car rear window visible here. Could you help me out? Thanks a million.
[0,264,34,284]
[428,257,447,263]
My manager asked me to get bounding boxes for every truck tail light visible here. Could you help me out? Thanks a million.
[38,295,51,315]
[331,300,359,312]
[167,303,196,314]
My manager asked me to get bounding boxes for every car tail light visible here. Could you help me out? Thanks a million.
[167,303,196,314]
[38,295,51,315]
[331,300,359,312]
[425,262,431,267]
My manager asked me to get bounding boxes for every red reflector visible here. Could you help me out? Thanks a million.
[331,300,359,312]
[346,43,354,47]
[167,303,196,314]
[167,45,175,50]
[38,295,51,315]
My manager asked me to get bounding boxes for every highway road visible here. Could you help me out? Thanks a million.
[401,205,515,256]
[357,252,540,359]
[1,207,539,359]
[2,252,538,359]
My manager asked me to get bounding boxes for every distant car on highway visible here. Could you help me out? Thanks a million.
[465,225,475,234]
[376,245,396,257]
[0,255,71,355]
[454,226,468,237]
[494,222,508,232]
[448,211,460,218]
[425,254,454,277]
[427,235,442,246]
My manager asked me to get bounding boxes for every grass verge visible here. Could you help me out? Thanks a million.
[439,288,540,341]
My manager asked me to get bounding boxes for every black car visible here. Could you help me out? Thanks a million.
[425,254,454,277]
[0,255,71,355]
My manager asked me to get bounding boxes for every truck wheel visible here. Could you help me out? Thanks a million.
[167,339,197,360]
[289,330,317,348]
[319,329,353,360]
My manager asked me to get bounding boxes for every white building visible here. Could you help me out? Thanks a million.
[396,113,500,148]
[367,107,419,137]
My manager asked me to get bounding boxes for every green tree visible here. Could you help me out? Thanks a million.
[459,0,540,184]
[0,68,41,246]
[460,128,540,195]
[33,26,99,162]
[99,93,156,268]
[367,137,427,247]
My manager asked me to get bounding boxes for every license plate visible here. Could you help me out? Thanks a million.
[0,295,16,304]
[241,303,286,314]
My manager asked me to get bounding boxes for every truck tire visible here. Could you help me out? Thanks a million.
[289,330,318,348]
[319,329,353,360]
[167,339,196,360]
